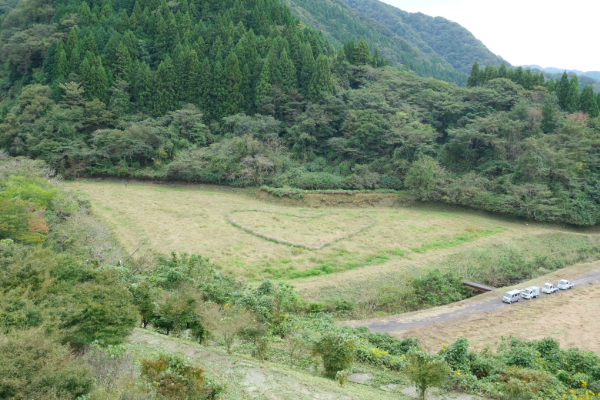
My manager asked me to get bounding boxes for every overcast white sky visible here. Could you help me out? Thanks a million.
[379,0,599,72]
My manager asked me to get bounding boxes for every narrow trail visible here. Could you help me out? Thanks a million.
[345,270,600,334]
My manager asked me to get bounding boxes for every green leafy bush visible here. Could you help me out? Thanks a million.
[313,330,358,378]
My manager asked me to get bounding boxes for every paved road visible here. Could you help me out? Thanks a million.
[352,271,600,334]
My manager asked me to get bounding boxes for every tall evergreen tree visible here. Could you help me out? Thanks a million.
[186,50,201,103]
[52,41,68,80]
[565,75,581,113]
[198,58,211,112]
[66,28,79,60]
[558,71,570,109]
[299,42,315,95]
[580,85,599,118]
[80,57,93,99]
[103,32,121,67]
[333,47,350,90]
[79,2,93,26]
[153,56,177,116]
[546,78,555,92]
[541,96,555,134]
[278,48,297,93]
[90,64,108,102]
[354,39,371,66]
[113,42,132,81]
[133,62,153,110]
[307,55,333,103]
[343,40,356,64]
[222,51,244,115]
[467,61,480,87]
[498,62,507,79]
[523,69,533,90]
[211,60,225,118]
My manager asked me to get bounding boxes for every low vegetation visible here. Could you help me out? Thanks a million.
[2,155,600,399]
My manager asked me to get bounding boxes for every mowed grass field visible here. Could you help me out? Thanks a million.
[68,180,595,286]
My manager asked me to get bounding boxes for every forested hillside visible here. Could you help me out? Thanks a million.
[283,0,467,84]
[2,0,600,226]
[339,0,507,74]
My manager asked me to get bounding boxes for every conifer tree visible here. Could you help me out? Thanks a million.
[52,42,69,80]
[299,42,314,95]
[103,32,121,67]
[558,71,570,109]
[307,55,333,103]
[122,31,138,60]
[597,93,600,114]
[133,62,153,110]
[513,66,524,86]
[371,48,380,68]
[333,47,350,90]
[546,78,555,92]
[198,58,211,112]
[90,64,108,102]
[223,51,244,115]
[256,54,273,106]
[186,50,201,103]
[483,64,497,83]
[80,57,93,99]
[113,42,132,81]
[285,24,301,70]
[241,63,253,112]
[118,9,129,32]
[129,13,139,31]
[523,69,533,90]
[541,96,555,134]
[153,56,177,116]
[66,28,79,60]
[343,40,355,64]
[580,85,599,118]
[498,62,507,79]
[467,61,480,87]
[211,60,225,118]
[354,39,371,66]
[79,2,93,26]
[279,48,297,93]
[565,75,581,113]
[84,35,99,56]
[154,15,168,59]
[69,47,81,73]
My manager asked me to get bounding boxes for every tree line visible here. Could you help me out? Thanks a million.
[468,61,600,117]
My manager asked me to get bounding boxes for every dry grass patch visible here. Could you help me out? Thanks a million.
[69,181,554,282]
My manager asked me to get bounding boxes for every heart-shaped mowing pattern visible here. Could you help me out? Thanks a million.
[227,210,375,250]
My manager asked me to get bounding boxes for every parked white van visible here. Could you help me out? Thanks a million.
[522,286,540,299]
[503,289,522,304]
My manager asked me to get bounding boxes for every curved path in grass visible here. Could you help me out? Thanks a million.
[345,270,600,334]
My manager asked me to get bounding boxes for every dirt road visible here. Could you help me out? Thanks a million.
[347,270,600,334]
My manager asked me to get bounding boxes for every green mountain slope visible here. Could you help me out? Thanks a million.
[283,0,467,84]
[339,0,508,74]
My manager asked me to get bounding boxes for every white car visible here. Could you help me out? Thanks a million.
[503,289,522,304]
[522,286,540,299]
[542,283,559,294]
[557,280,574,290]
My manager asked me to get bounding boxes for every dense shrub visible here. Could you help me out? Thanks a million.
[140,353,218,399]
[0,330,94,399]
[313,330,358,378]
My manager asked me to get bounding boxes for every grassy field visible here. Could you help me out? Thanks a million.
[69,181,599,286]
